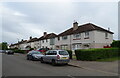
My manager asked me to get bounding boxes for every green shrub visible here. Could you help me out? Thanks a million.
[111,40,120,48]
[75,48,119,61]
[67,50,73,59]
[13,49,27,54]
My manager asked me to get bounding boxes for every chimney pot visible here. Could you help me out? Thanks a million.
[30,36,32,39]
[73,22,78,30]
[44,32,47,37]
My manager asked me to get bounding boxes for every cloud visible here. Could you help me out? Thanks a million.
[1,2,118,44]
[14,12,27,16]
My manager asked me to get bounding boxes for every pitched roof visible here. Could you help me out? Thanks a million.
[39,33,57,40]
[27,38,38,43]
[58,23,114,36]
[10,40,27,46]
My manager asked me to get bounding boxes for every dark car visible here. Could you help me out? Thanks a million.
[27,50,44,61]
[0,50,5,53]
[36,48,49,53]
[5,50,14,55]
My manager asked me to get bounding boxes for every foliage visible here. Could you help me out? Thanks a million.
[111,40,120,48]
[75,48,119,61]
[0,42,8,50]
[13,49,27,54]
[67,50,72,59]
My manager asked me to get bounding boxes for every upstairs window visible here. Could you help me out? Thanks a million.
[42,40,44,43]
[85,31,89,37]
[58,37,60,41]
[84,31,89,39]
[62,36,68,40]
[73,33,81,39]
[46,39,48,42]
[105,32,108,39]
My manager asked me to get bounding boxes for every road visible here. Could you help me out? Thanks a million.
[2,53,118,77]
[0,53,2,78]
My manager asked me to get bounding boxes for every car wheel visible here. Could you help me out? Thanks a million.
[27,57,29,60]
[64,63,68,65]
[41,58,44,63]
[29,56,33,60]
[52,60,56,66]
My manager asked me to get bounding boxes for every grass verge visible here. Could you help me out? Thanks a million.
[96,57,120,62]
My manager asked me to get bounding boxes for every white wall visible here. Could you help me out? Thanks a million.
[94,30,113,44]
[71,31,94,44]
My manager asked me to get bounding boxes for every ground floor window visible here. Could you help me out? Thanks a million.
[61,45,68,50]
[72,44,81,50]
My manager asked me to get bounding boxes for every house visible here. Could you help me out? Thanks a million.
[18,39,27,50]
[9,22,114,51]
[9,43,19,49]
[26,37,39,49]
[55,22,113,51]
[39,32,57,49]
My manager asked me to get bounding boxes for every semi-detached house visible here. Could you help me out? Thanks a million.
[39,32,57,49]
[55,22,113,51]
[9,22,114,51]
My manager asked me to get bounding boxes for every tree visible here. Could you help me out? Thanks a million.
[0,43,2,50]
[111,40,120,48]
[1,42,8,50]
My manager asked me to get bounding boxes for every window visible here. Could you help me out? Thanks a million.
[46,39,48,42]
[59,51,68,55]
[50,38,55,45]
[58,37,60,41]
[61,45,68,50]
[73,33,81,39]
[42,40,44,43]
[105,32,108,38]
[85,32,89,37]
[62,36,67,40]
[45,51,57,55]
[52,51,57,55]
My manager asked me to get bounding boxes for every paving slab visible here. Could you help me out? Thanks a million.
[68,59,118,75]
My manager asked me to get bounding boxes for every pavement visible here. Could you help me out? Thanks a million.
[68,59,119,75]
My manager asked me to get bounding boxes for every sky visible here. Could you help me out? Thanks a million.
[0,0,119,44]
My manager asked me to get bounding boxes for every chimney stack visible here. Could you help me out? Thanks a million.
[108,27,110,31]
[21,39,24,41]
[43,32,47,37]
[30,36,32,40]
[73,21,78,31]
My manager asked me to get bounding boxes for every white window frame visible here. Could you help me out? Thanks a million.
[62,36,68,40]
[84,31,89,37]
[73,33,81,39]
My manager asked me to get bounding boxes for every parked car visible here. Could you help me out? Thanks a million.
[27,50,44,61]
[40,50,70,65]
[36,48,49,53]
[0,50,4,53]
[5,50,14,55]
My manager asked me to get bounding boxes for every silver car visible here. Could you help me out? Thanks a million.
[40,50,70,65]
[27,50,44,61]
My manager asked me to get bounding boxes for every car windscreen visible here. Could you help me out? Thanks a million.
[33,51,41,54]
[59,51,68,55]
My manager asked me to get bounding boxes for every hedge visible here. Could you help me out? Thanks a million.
[13,49,28,54]
[75,48,119,61]
[67,50,73,59]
